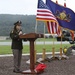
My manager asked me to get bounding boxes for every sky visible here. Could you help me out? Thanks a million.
[0,0,75,15]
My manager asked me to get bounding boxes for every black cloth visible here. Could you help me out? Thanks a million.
[10,30,23,50]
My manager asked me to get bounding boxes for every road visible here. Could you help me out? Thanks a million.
[0,41,69,45]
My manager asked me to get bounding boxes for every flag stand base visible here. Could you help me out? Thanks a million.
[59,48,69,60]
[58,55,69,60]
[21,69,37,74]
[46,55,59,62]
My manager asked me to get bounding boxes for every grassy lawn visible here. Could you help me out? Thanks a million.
[0,44,72,55]
[0,38,73,55]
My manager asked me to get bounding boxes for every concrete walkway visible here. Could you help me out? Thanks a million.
[0,41,69,45]
[0,52,60,57]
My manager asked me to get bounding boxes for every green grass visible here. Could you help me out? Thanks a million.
[0,44,72,55]
[0,45,12,54]
[0,38,73,55]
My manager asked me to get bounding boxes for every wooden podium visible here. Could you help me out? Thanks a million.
[19,33,44,74]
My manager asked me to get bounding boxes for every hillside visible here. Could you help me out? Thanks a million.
[0,14,48,36]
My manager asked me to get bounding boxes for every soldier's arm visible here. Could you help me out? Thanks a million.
[10,31,19,40]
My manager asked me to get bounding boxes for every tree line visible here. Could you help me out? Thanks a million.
[0,14,48,36]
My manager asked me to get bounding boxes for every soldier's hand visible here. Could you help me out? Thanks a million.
[19,31,22,35]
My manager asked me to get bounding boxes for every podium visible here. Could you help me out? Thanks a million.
[19,33,44,74]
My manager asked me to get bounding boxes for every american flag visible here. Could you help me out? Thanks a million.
[46,21,61,35]
[36,0,57,22]
[36,0,61,35]
[46,0,61,35]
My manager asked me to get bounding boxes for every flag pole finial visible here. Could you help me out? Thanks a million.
[64,0,66,7]
[56,0,58,4]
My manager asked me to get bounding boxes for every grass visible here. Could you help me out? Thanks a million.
[0,44,72,55]
[0,38,73,55]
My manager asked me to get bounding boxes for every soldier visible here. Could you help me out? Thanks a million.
[10,21,23,73]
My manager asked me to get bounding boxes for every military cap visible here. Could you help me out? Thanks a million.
[14,21,22,25]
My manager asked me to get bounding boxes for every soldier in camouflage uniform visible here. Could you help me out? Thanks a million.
[10,21,23,73]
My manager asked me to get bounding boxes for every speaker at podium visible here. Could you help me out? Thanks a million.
[19,33,44,74]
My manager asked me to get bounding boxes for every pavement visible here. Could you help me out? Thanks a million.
[0,54,75,75]
[0,52,60,57]
[0,41,69,45]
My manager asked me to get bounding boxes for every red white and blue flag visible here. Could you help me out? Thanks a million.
[36,0,57,22]
[36,0,61,35]
[46,21,61,35]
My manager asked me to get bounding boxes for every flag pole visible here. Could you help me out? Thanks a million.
[60,29,63,57]
[52,22,55,58]
[52,33,55,58]
[59,0,68,60]
[42,22,46,61]
[46,21,59,61]
[56,0,58,4]
[55,0,63,59]
[35,20,38,33]
[64,0,66,7]
[52,22,59,60]
[34,20,38,63]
